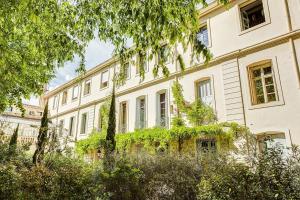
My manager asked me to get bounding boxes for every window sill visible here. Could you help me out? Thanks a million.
[248,100,285,110]
[100,86,109,91]
[239,21,271,36]
[83,93,91,97]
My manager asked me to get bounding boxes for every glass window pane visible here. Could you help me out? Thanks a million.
[252,69,261,78]
[267,93,276,102]
[266,85,275,93]
[263,66,272,75]
[264,77,274,85]
[257,95,265,104]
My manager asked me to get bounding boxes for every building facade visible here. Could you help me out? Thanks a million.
[44,0,300,150]
[0,104,43,147]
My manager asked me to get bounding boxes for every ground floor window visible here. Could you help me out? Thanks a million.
[257,132,287,155]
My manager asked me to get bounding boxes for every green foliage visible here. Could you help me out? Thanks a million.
[186,99,216,126]
[198,147,300,200]
[8,124,19,155]
[171,117,186,128]
[76,123,237,155]
[99,97,111,131]
[105,85,116,152]
[1,0,231,112]
[172,81,216,125]
[33,102,49,165]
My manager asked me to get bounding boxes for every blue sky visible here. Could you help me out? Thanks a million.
[23,37,115,105]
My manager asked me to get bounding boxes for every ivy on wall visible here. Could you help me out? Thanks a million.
[76,122,248,156]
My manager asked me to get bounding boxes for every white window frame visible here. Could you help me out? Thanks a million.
[135,96,147,129]
[100,70,109,89]
[83,79,92,96]
[62,90,68,105]
[69,116,75,136]
[53,95,58,110]
[156,90,168,128]
[80,113,88,135]
[72,85,79,100]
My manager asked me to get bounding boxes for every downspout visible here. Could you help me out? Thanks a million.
[236,56,250,157]
[74,81,83,142]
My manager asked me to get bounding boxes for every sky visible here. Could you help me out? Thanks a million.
[23,37,115,106]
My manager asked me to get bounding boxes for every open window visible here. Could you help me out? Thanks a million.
[240,0,266,30]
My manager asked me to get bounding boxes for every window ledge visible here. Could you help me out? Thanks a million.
[248,100,284,110]
[239,21,271,36]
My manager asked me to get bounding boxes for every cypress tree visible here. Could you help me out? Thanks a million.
[106,83,116,152]
[33,102,49,165]
[8,124,19,154]
[103,83,116,170]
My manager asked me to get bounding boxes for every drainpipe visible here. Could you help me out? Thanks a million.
[236,56,250,157]
[74,81,83,142]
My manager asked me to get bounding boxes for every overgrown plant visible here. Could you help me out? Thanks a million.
[8,124,19,155]
[171,81,216,126]
[33,102,49,165]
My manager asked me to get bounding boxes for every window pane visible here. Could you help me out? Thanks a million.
[266,85,275,93]
[196,26,208,47]
[264,77,274,85]
[263,66,272,75]
[240,0,265,30]
[252,69,261,78]
[257,95,265,104]
[267,93,276,102]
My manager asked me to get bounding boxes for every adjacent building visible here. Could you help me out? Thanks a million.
[44,0,300,151]
[0,104,43,147]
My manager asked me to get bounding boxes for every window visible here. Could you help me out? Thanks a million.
[240,0,265,30]
[196,25,209,47]
[124,62,130,79]
[119,102,128,133]
[53,96,58,109]
[72,85,79,100]
[196,79,213,106]
[136,96,146,129]
[100,70,109,89]
[196,138,217,154]
[83,80,91,95]
[62,90,68,105]
[69,116,75,136]
[158,45,170,64]
[29,111,35,115]
[136,53,148,75]
[59,119,64,137]
[257,133,287,155]
[80,113,87,134]
[249,63,277,105]
[157,91,168,127]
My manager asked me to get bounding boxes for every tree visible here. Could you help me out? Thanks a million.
[105,83,116,151]
[1,0,229,112]
[8,124,19,154]
[103,83,116,169]
[33,102,49,165]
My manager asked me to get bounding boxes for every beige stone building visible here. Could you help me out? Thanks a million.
[0,104,43,146]
[44,0,300,151]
